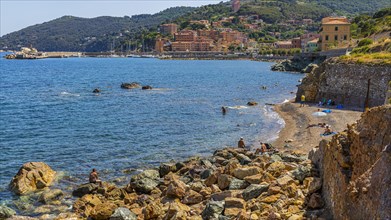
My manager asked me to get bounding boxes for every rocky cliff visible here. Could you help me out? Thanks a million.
[310,105,391,219]
[296,59,391,108]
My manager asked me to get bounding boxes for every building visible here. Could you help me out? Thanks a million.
[305,38,319,52]
[319,17,351,51]
[291,37,301,48]
[275,41,293,49]
[300,33,320,51]
[232,0,240,13]
[174,30,197,42]
[160,24,178,35]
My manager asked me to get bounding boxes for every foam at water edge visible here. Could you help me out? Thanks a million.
[262,105,286,142]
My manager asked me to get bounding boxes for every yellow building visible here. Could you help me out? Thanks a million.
[319,17,351,51]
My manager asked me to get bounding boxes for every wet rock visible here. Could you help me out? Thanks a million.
[228,178,249,190]
[280,154,306,163]
[242,184,269,201]
[141,85,152,90]
[72,183,99,197]
[159,163,176,177]
[0,205,16,219]
[247,101,258,106]
[307,193,324,209]
[93,88,101,93]
[236,154,252,165]
[9,162,56,195]
[131,178,159,194]
[110,207,137,220]
[130,170,159,182]
[38,189,64,204]
[292,165,312,183]
[233,166,262,179]
[270,154,282,162]
[201,201,224,219]
[121,82,141,89]
[200,169,213,179]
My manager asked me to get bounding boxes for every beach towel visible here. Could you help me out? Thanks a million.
[320,132,337,137]
[322,109,332,113]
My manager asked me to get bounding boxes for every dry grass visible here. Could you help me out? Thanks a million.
[340,52,391,65]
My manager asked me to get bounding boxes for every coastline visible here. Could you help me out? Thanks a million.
[272,100,363,153]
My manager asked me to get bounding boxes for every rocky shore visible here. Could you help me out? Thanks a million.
[2,148,324,220]
[1,102,389,220]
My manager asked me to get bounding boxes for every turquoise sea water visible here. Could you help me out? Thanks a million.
[0,55,302,207]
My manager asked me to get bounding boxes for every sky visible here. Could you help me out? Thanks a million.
[0,0,226,36]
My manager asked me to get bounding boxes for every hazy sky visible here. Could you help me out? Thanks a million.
[0,0,225,36]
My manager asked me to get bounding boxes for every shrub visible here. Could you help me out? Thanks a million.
[358,38,373,47]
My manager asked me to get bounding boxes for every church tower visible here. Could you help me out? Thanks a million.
[232,0,241,13]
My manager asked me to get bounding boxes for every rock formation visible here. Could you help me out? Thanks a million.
[310,105,391,219]
[296,59,391,108]
[70,148,325,219]
[9,162,56,195]
[121,82,141,89]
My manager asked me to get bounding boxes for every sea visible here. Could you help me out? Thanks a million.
[0,54,302,211]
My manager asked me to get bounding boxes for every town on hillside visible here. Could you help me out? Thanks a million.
[154,0,351,56]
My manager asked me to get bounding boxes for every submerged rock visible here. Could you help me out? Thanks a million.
[9,162,56,195]
[0,205,16,219]
[93,88,101,93]
[38,189,64,204]
[121,82,141,89]
[141,85,153,90]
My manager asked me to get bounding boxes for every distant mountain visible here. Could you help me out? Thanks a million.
[0,7,195,52]
[1,0,390,52]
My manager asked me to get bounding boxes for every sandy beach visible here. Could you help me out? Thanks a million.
[272,101,364,153]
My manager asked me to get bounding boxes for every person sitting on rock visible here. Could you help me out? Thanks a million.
[255,142,268,154]
[323,126,333,135]
[238,137,246,148]
[89,168,103,186]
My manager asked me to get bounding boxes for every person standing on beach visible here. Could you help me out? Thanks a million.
[300,94,306,107]
[89,168,103,186]
[238,137,245,148]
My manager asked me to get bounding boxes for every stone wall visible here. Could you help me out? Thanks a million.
[309,105,391,219]
[296,60,391,108]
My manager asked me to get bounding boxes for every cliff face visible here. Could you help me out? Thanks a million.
[296,60,391,108]
[310,105,391,219]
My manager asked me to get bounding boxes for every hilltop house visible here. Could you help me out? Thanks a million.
[319,17,351,51]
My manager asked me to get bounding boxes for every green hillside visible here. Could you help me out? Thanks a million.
[0,7,195,52]
[1,0,390,52]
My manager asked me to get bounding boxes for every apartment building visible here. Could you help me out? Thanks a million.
[319,17,351,51]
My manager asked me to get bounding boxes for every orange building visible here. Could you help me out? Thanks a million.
[160,24,178,35]
[319,17,351,51]
[291,37,301,48]
[155,38,166,53]
[174,30,197,42]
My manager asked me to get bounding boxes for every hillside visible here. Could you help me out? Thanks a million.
[1,0,390,52]
[0,7,195,52]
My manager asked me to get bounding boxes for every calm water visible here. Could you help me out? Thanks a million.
[0,55,302,205]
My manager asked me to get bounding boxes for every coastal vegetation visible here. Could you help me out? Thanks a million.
[1,1,390,52]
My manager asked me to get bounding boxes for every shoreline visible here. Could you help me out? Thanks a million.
[272,100,363,154]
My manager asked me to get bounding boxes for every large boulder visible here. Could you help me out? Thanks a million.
[72,183,99,197]
[9,162,56,195]
[90,202,117,220]
[232,166,262,179]
[129,170,160,194]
